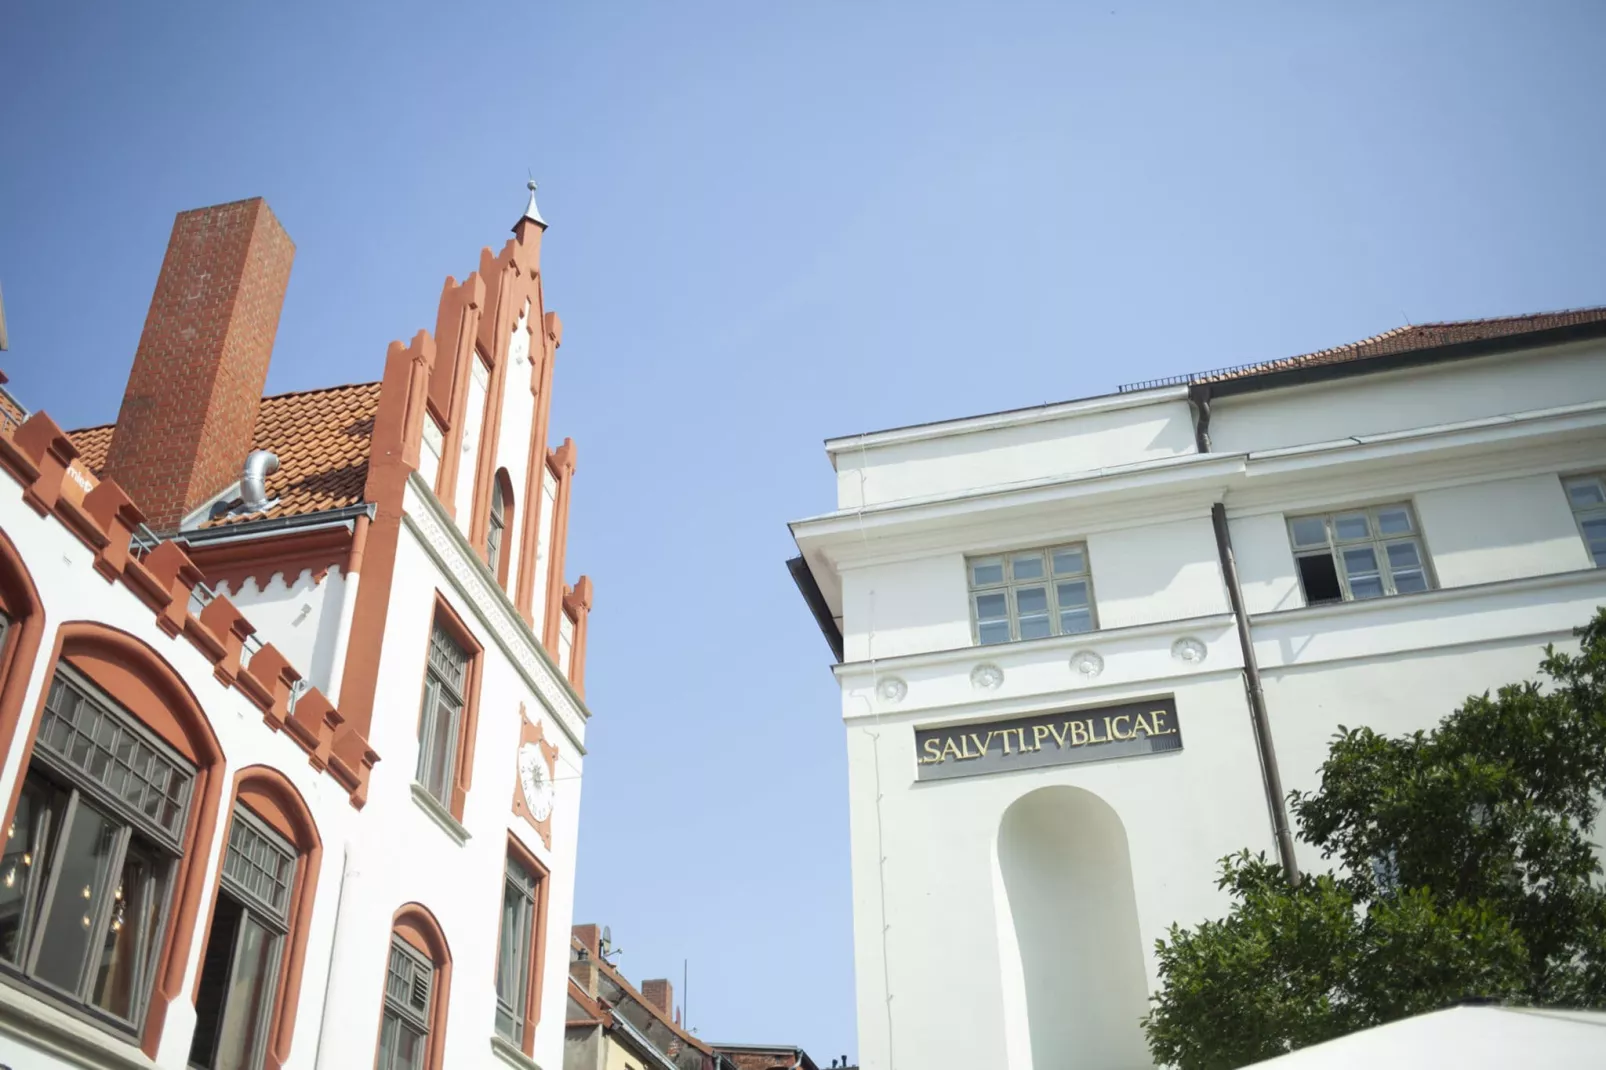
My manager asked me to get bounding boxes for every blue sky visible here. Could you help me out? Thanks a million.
[3,1,1604,1059]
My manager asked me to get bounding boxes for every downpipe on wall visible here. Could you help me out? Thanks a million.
[1191,385,1302,886]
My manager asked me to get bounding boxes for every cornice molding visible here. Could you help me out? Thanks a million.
[403,472,588,752]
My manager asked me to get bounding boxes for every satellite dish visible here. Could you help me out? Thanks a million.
[601,925,612,948]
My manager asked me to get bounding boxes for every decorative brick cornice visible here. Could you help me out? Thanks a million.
[0,407,377,808]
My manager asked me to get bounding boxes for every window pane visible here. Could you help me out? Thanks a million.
[1341,546,1378,575]
[1015,586,1050,640]
[1296,553,1343,604]
[977,620,1011,646]
[190,894,243,1068]
[1289,517,1327,548]
[1376,507,1413,535]
[1055,580,1088,610]
[1581,517,1606,567]
[91,840,167,1021]
[33,801,121,995]
[1342,547,1384,599]
[1009,554,1045,582]
[974,592,1007,623]
[969,558,1004,587]
[1059,608,1093,635]
[1567,479,1606,508]
[1393,569,1428,594]
[0,777,61,965]
[417,693,460,803]
[495,873,532,1042]
[211,914,278,1070]
[1051,547,1086,576]
[1333,513,1371,541]
[389,1018,426,1070]
[1385,541,1421,570]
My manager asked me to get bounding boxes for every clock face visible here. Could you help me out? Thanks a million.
[517,743,554,823]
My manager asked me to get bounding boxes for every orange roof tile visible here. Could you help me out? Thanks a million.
[1199,306,1606,384]
[68,381,381,526]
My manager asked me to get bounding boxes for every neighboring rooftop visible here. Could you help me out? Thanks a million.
[1122,304,1606,392]
[70,380,381,527]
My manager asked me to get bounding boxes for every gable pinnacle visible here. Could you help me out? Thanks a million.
[519,179,547,230]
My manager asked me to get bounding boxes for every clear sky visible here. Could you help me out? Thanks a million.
[3,1,1605,1060]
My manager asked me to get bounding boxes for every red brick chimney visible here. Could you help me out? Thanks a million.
[641,978,674,1020]
[103,197,293,530]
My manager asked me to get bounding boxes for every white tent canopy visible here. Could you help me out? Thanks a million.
[1245,1005,1606,1068]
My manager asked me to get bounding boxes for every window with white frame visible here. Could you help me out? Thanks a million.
[1288,503,1431,604]
[1563,473,1606,567]
[0,669,193,1031]
[966,544,1095,645]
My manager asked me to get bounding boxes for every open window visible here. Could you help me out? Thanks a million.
[190,766,321,1070]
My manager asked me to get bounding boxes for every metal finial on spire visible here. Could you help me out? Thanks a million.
[519,178,547,229]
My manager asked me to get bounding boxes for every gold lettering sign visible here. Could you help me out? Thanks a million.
[914,696,1181,782]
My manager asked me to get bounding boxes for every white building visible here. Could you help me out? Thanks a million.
[0,189,592,1070]
[787,310,1606,1070]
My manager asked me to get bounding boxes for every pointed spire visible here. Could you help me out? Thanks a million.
[516,179,547,232]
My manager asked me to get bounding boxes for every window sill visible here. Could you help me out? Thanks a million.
[410,781,471,845]
[491,1033,542,1070]
[0,976,155,1070]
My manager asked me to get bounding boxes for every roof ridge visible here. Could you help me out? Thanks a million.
[1414,304,1606,328]
[259,379,382,402]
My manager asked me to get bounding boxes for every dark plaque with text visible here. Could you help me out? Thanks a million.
[914,695,1181,782]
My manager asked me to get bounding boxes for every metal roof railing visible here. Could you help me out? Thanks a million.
[1117,358,1285,394]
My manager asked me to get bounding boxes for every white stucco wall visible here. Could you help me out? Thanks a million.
[802,339,1606,1070]
[218,567,350,695]
[832,394,1196,510]
[307,481,585,1070]
[1206,341,1606,455]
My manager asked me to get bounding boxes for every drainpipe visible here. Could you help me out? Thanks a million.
[312,845,355,1068]
[1191,385,1301,886]
[324,511,369,706]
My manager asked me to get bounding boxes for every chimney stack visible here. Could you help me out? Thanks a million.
[641,978,674,1019]
[572,923,601,959]
[103,197,293,530]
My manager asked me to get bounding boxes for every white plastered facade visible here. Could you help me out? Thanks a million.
[792,339,1606,1070]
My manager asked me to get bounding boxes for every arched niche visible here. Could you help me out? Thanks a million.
[996,785,1152,1070]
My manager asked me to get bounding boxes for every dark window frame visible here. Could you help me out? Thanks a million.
[188,807,296,1070]
[0,667,194,1035]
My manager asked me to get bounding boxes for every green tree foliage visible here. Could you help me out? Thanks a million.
[1143,610,1606,1069]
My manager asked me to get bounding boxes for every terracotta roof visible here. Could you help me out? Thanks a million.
[1198,306,1606,384]
[67,381,381,525]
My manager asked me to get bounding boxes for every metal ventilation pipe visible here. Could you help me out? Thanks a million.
[240,450,280,512]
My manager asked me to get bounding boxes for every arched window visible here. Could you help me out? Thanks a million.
[486,469,514,588]
[0,622,223,1058]
[190,766,322,1070]
[379,903,452,1070]
[0,525,46,769]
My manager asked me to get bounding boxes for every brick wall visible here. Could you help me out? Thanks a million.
[103,197,294,530]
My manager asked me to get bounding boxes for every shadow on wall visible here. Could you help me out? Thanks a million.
[995,785,1152,1070]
